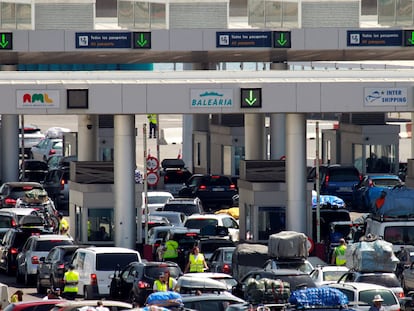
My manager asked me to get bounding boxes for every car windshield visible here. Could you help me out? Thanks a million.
[96,253,138,271]
[384,226,414,245]
[358,275,401,288]
[224,250,233,262]
[35,240,73,251]
[164,204,199,215]
[274,262,313,274]
[185,219,218,229]
[144,266,181,279]
[323,270,348,282]
[0,216,13,228]
[148,196,172,204]
[373,178,401,187]
[328,169,360,182]
[358,290,397,305]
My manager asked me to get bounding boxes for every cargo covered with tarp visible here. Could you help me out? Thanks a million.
[232,243,269,281]
[345,236,399,272]
[372,186,414,217]
[268,231,308,259]
[289,287,348,308]
[244,277,291,304]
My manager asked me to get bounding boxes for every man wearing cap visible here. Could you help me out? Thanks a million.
[153,271,177,292]
[331,238,347,266]
[369,295,385,311]
[63,264,79,300]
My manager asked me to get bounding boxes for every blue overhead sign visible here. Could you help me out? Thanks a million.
[347,30,402,47]
[76,32,132,49]
[216,31,272,48]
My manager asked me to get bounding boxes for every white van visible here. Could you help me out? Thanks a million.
[71,246,141,299]
[365,216,414,253]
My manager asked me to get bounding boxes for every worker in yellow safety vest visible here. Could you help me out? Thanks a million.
[163,237,179,263]
[58,213,69,235]
[331,238,347,266]
[63,264,79,300]
[147,114,157,139]
[184,245,208,273]
[153,271,177,292]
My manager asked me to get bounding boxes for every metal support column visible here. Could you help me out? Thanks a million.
[78,115,98,161]
[286,113,307,233]
[114,115,136,249]
[245,114,266,160]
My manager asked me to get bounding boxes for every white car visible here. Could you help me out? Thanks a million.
[184,213,239,242]
[328,282,401,311]
[310,265,349,287]
[16,234,74,285]
[30,138,63,161]
[71,246,141,299]
[180,272,238,291]
[142,191,174,214]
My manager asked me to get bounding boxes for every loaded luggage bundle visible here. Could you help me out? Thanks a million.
[268,231,308,259]
[245,277,291,304]
[145,291,183,308]
[345,235,399,272]
[232,243,269,281]
[289,287,348,309]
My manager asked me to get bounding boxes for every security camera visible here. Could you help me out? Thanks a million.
[87,124,92,130]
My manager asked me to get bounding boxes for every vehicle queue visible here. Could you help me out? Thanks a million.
[0,147,412,311]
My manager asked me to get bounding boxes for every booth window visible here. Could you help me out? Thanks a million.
[88,208,114,241]
[67,89,88,109]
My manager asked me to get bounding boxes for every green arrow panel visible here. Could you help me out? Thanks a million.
[403,30,414,46]
[0,33,12,50]
[133,32,151,49]
[273,31,291,48]
[241,88,262,108]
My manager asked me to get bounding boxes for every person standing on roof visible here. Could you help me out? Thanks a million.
[331,238,347,266]
[184,245,208,273]
[58,213,69,235]
[147,114,157,139]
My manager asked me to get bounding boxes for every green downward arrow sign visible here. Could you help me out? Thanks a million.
[277,33,287,46]
[409,31,414,45]
[136,33,148,47]
[0,34,9,49]
[245,90,257,106]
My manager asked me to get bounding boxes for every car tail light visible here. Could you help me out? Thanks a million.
[31,256,39,264]
[60,179,65,191]
[90,274,97,286]
[10,248,18,254]
[398,292,405,298]
[4,198,16,206]
[11,219,17,227]
[49,149,56,156]
[57,264,65,269]
[324,175,329,187]
[222,264,231,274]
[198,185,207,190]
[137,280,151,289]
[229,184,236,190]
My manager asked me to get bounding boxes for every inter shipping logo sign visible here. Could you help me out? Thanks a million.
[17,90,60,108]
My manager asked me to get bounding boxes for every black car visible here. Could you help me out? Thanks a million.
[0,211,18,240]
[178,174,238,211]
[43,166,70,212]
[160,159,192,196]
[19,160,48,183]
[232,269,317,300]
[0,181,45,208]
[109,261,182,306]
[0,227,49,275]
[36,244,85,294]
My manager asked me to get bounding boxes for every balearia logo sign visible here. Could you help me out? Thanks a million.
[17,90,60,108]
[364,88,408,106]
[190,89,233,107]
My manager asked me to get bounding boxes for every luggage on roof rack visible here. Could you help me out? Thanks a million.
[373,186,414,218]
[268,231,308,259]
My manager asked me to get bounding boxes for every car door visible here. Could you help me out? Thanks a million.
[118,264,137,300]
[40,247,58,280]
[17,237,33,275]
[0,230,11,271]
[208,249,221,272]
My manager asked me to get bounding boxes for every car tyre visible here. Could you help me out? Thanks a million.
[84,286,95,300]
[37,274,47,294]
[16,267,23,284]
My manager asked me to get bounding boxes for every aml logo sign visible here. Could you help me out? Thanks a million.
[17,90,60,108]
